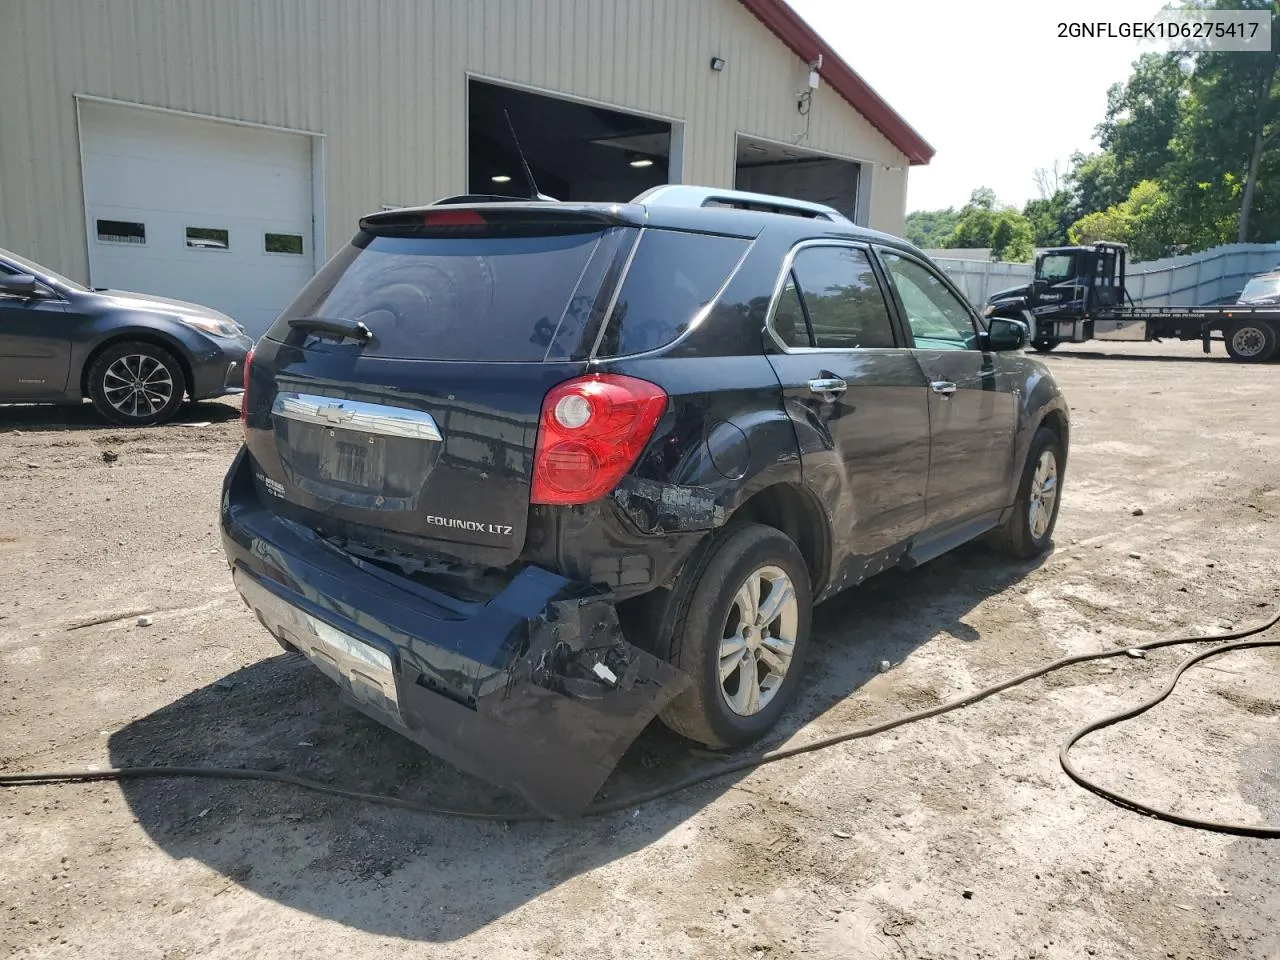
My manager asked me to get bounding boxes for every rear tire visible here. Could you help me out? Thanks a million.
[659,523,813,749]
[1223,320,1278,363]
[87,341,187,426]
[989,426,1064,559]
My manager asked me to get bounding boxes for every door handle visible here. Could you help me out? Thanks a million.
[930,380,957,396]
[808,377,847,398]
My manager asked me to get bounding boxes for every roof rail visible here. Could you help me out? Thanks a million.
[631,184,852,224]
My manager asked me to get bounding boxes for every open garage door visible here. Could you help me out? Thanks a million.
[468,80,673,202]
[78,100,317,338]
[735,136,862,223]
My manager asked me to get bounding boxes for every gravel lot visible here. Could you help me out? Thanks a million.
[2,340,1277,960]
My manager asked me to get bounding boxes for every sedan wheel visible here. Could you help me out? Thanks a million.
[102,353,175,419]
[87,341,187,425]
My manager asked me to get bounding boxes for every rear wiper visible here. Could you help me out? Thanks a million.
[288,316,373,343]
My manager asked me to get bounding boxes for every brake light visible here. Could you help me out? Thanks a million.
[531,375,667,505]
[240,347,254,426]
[423,210,486,226]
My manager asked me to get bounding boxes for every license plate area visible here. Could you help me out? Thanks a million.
[316,429,388,488]
[234,569,401,722]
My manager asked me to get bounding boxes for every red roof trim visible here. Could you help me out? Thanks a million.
[736,0,935,165]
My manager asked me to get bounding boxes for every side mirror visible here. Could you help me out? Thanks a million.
[984,316,1028,351]
[0,274,42,298]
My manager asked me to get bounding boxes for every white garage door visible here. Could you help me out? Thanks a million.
[79,100,316,338]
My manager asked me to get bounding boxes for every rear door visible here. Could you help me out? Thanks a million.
[876,249,1018,529]
[242,210,634,568]
[764,241,930,567]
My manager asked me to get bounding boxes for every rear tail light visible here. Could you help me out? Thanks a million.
[531,374,667,505]
[240,347,254,427]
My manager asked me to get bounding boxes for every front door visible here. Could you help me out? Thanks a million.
[0,270,71,399]
[876,249,1018,530]
[763,242,930,580]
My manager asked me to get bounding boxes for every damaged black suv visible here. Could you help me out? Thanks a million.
[222,185,1069,818]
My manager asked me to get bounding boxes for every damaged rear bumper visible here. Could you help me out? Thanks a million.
[220,452,688,819]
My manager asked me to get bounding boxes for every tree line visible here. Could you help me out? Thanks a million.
[906,0,1278,262]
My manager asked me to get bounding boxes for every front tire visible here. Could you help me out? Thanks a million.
[659,524,813,749]
[87,341,187,426]
[1224,320,1278,363]
[989,426,1064,559]
[1030,339,1059,353]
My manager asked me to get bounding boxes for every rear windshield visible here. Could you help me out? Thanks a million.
[270,229,627,361]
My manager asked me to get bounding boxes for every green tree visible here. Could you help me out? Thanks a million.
[968,186,998,210]
[1169,0,1279,242]
[1095,52,1188,196]
[905,207,961,248]
[990,211,1035,262]
[1067,179,1179,261]
[1022,190,1077,247]
[946,205,996,248]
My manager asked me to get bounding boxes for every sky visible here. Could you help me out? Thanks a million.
[785,0,1171,213]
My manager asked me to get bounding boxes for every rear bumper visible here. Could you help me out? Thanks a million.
[219,446,688,819]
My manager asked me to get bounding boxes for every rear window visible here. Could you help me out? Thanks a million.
[270,229,627,361]
[596,230,750,356]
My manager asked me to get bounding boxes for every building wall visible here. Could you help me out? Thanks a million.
[0,0,912,284]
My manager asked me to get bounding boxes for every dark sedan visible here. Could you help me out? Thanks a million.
[0,246,253,424]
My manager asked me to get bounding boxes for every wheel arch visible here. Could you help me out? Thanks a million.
[81,333,195,401]
[725,481,831,599]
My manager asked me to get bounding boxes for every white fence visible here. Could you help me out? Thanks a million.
[930,242,1280,307]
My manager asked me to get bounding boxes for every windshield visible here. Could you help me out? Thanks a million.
[1037,253,1078,283]
[1238,275,1280,303]
[0,248,89,292]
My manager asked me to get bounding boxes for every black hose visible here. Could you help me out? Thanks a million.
[3,610,1277,833]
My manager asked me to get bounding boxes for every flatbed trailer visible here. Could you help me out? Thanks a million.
[985,242,1280,363]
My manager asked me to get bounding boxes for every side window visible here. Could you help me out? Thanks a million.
[880,252,978,351]
[771,271,811,348]
[599,230,749,356]
[789,246,896,349]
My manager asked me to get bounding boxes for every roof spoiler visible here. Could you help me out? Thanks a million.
[631,184,852,224]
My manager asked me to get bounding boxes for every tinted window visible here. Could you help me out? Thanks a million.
[881,252,977,351]
[271,229,624,361]
[97,220,145,245]
[599,230,749,356]
[265,232,305,255]
[186,226,229,249]
[771,271,811,348]
[790,246,895,349]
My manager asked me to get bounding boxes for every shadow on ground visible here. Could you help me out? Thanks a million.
[0,399,239,430]
[1039,349,1239,365]
[109,542,1044,941]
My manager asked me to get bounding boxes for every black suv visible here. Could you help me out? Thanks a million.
[222,186,1069,818]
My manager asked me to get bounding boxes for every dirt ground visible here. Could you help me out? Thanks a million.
[1,339,1277,960]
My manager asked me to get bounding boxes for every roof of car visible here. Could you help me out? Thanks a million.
[361,195,918,254]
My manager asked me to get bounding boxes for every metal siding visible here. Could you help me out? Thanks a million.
[0,0,911,285]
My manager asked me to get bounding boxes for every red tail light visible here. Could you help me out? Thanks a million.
[423,210,486,226]
[531,375,667,505]
[240,347,254,426]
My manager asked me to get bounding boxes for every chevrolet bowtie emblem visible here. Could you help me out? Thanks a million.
[319,403,355,423]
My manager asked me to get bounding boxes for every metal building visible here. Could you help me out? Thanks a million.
[0,0,933,336]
